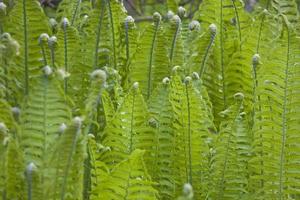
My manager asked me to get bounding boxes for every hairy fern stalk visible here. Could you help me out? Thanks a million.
[0,0,300,199]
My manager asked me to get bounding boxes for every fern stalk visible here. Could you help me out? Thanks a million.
[93,0,105,69]
[22,0,29,95]
[107,0,117,69]
[278,27,290,200]
[146,18,160,99]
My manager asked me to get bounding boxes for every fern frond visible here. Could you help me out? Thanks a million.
[48,117,85,200]
[250,24,300,199]
[101,83,151,165]
[4,0,50,95]
[130,13,169,99]
[148,78,176,199]
[170,74,215,198]
[99,149,158,199]
[211,93,251,200]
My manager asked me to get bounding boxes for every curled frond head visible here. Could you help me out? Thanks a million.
[184,76,192,85]
[26,162,37,174]
[191,72,200,80]
[91,69,107,84]
[189,20,201,31]
[177,6,186,18]
[11,107,21,121]
[162,77,170,85]
[61,17,70,29]
[43,65,52,76]
[263,9,269,15]
[172,65,181,75]
[148,117,158,128]
[73,116,83,128]
[48,36,57,49]
[171,15,181,25]
[133,82,139,91]
[57,68,70,80]
[49,18,58,29]
[153,12,162,22]
[183,183,194,198]
[0,2,7,15]
[167,10,175,20]
[87,133,95,139]
[125,16,135,25]
[234,92,244,101]
[0,32,11,41]
[252,53,260,65]
[38,33,49,45]
[59,123,67,134]
[209,23,217,35]
[0,122,8,134]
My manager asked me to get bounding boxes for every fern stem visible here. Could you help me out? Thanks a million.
[22,0,29,95]
[256,0,271,53]
[147,20,159,99]
[231,0,242,51]
[219,0,227,109]
[129,92,136,153]
[40,44,48,66]
[50,46,55,68]
[169,19,180,66]
[107,0,117,69]
[63,27,68,94]
[71,0,81,26]
[199,33,216,78]
[279,28,290,200]
[93,0,105,69]
[60,128,80,200]
[185,84,192,184]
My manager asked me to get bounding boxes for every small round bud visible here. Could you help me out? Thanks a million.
[263,9,269,15]
[43,65,52,76]
[38,33,49,45]
[234,92,244,101]
[209,24,217,35]
[172,65,181,75]
[61,17,70,29]
[91,69,106,83]
[125,16,135,24]
[73,116,83,128]
[162,77,170,85]
[148,117,158,128]
[184,76,192,85]
[171,15,181,25]
[0,2,7,15]
[167,10,174,20]
[26,162,37,174]
[183,183,194,198]
[49,18,58,29]
[57,68,70,80]
[59,123,67,133]
[133,82,139,90]
[153,12,162,22]
[177,6,186,18]
[252,53,260,65]
[0,122,8,133]
[48,36,57,49]
[11,107,21,121]
[191,72,200,80]
[189,20,201,31]
[1,32,11,40]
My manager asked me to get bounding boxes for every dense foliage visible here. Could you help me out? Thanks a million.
[0,0,300,199]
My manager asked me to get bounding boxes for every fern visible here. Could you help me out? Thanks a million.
[98,149,158,199]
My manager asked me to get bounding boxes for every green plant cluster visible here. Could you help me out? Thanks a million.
[0,0,300,199]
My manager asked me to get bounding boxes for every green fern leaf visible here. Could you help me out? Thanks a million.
[99,149,158,199]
